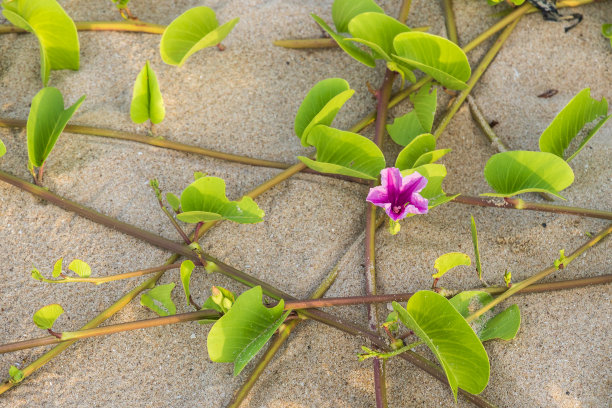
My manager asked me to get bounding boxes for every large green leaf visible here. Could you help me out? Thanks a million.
[539,88,610,161]
[298,125,385,180]
[130,60,165,124]
[393,32,471,90]
[294,78,354,147]
[160,6,239,66]
[207,286,290,376]
[449,291,520,342]
[312,14,376,68]
[395,134,436,170]
[347,12,411,61]
[393,291,490,400]
[483,151,574,199]
[140,283,176,317]
[2,0,79,86]
[177,176,264,224]
[27,87,86,167]
[331,0,383,33]
[432,252,471,279]
[33,304,64,330]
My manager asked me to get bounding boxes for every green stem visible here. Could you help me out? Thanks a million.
[443,0,459,44]
[433,16,520,139]
[34,263,180,284]
[0,20,166,35]
[466,223,612,323]
[475,274,612,296]
[398,0,413,23]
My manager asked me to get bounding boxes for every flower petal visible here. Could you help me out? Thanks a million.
[406,193,429,214]
[397,171,428,205]
[380,167,403,204]
[366,185,389,206]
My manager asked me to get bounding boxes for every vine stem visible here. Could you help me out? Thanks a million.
[443,0,459,45]
[4,273,611,354]
[467,223,612,322]
[33,263,180,284]
[0,20,166,35]
[433,15,520,139]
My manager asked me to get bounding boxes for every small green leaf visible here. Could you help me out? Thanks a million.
[483,151,575,199]
[33,304,64,330]
[140,283,176,316]
[177,176,264,224]
[166,193,181,212]
[395,134,436,169]
[68,259,90,278]
[412,149,451,167]
[331,0,383,33]
[2,0,79,85]
[8,366,24,383]
[298,125,385,180]
[393,32,471,90]
[31,267,44,281]
[539,89,610,161]
[470,216,483,280]
[52,258,63,278]
[602,23,612,47]
[180,260,195,305]
[130,60,165,124]
[312,14,376,68]
[393,292,490,400]
[294,78,354,147]
[432,252,471,279]
[207,286,290,376]
[160,6,239,66]
[347,12,411,61]
[26,87,86,167]
[0,138,5,157]
[504,270,512,287]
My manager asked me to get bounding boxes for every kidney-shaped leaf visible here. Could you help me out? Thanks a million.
[483,151,574,199]
[393,32,471,90]
[331,0,383,33]
[298,125,385,180]
[130,60,165,124]
[140,283,176,316]
[2,0,79,85]
[177,176,264,224]
[433,252,471,279]
[539,88,610,161]
[449,291,520,342]
[347,12,411,61]
[393,291,490,400]
[160,6,239,66]
[294,78,354,147]
[395,134,436,170]
[68,259,91,278]
[27,87,85,167]
[33,303,64,330]
[207,286,290,376]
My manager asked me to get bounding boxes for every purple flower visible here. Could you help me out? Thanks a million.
[366,167,428,221]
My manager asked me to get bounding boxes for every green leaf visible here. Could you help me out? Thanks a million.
[1,0,79,85]
[52,257,63,278]
[207,286,290,376]
[33,303,64,330]
[483,151,575,199]
[193,171,207,180]
[294,78,355,147]
[68,259,91,278]
[395,134,436,169]
[166,193,181,212]
[387,114,427,147]
[331,0,383,33]
[449,291,520,341]
[539,88,609,161]
[177,176,264,224]
[411,84,437,132]
[298,125,385,180]
[311,14,376,68]
[401,163,445,200]
[0,138,5,157]
[470,216,482,280]
[393,32,471,90]
[602,23,612,47]
[26,87,86,167]
[180,260,195,305]
[412,149,451,167]
[160,6,239,66]
[130,60,165,124]
[140,283,176,316]
[347,12,411,61]
[9,366,24,383]
[432,252,471,279]
[393,292,490,400]
[31,267,44,281]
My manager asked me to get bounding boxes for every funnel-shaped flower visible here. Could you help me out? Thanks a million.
[366,167,428,221]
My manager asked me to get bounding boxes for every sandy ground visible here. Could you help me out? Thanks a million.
[0,0,610,407]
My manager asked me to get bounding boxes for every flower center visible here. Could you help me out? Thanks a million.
[392,205,403,214]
